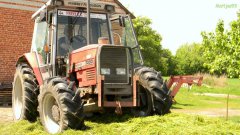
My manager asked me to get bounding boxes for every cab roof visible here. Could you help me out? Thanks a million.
[32,0,135,20]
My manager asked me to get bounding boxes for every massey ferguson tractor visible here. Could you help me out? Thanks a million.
[12,0,173,134]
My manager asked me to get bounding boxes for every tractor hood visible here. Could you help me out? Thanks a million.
[69,44,101,72]
[68,44,130,87]
[69,44,126,72]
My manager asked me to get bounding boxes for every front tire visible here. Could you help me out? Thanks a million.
[133,67,172,116]
[38,77,84,134]
[12,64,39,121]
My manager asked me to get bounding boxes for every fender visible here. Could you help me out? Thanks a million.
[16,52,43,85]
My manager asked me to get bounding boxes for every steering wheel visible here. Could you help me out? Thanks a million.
[72,35,87,50]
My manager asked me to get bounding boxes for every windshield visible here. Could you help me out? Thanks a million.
[57,10,110,56]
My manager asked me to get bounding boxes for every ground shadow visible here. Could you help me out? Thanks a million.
[85,109,134,124]
[171,106,183,109]
[171,102,194,110]
[0,106,11,109]
[176,103,194,106]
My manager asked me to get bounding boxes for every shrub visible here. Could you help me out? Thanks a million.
[194,73,227,87]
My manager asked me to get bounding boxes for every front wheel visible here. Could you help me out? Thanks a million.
[132,67,172,116]
[131,85,152,116]
[38,78,84,134]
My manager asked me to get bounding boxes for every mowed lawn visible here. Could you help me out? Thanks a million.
[173,79,240,110]
[172,78,240,125]
[0,113,239,135]
[0,79,239,135]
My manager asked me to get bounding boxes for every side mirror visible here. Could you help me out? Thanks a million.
[48,13,53,24]
[44,45,50,53]
[119,16,125,27]
[122,16,125,27]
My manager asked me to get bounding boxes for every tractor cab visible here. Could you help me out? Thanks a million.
[30,0,143,78]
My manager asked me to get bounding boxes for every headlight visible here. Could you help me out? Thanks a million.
[116,68,126,75]
[101,68,110,75]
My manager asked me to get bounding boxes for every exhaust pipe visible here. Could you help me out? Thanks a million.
[87,0,91,45]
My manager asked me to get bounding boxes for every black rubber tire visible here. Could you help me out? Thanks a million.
[12,64,39,122]
[131,84,153,116]
[38,77,84,134]
[134,67,172,115]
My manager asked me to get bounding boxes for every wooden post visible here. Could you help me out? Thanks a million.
[226,93,229,121]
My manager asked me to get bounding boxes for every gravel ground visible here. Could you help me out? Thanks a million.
[1,106,240,123]
[0,107,13,123]
[172,108,240,117]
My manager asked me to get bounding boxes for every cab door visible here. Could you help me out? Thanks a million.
[31,13,52,80]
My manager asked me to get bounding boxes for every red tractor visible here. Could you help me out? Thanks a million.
[12,0,172,134]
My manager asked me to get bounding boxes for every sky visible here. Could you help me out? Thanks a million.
[119,0,240,54]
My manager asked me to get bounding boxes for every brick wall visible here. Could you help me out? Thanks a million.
[0,0,128,84]
[0,8,35,84]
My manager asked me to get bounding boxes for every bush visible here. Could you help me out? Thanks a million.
[195,73,227,87]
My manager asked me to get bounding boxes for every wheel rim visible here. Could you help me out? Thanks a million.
[135,88,151,116]
[13,76,23,120]
[43,93,61,134]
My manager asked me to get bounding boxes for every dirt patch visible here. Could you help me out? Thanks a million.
[1,106,239,122]
[202,100,222,104]
[172,108,240,117]
[194,93,240,99]
[0,107,13,123]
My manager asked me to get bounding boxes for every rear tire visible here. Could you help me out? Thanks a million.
[133,67,172,116]
[12,64,39,121]
[38,77,84,134]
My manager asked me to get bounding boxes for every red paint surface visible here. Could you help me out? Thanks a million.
[69,45,100,87]
[23,53,43,85]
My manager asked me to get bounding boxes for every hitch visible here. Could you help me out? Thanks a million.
[115,101,122,115]
[167,75,203,101]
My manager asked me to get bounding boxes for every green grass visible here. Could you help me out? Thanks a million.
[162,76,170,80]
[0,113,239,135]
[219,116,240,123]
[171,79,240,124]
[173,87,240,110]
[1,78,239,134]
[193,79,240,95]
[172,78,240,109]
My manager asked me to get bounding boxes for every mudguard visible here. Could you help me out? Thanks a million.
[16,52,43,85]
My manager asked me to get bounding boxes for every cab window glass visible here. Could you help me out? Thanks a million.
[57,10,110,56]
[110,16,142,65]
[32,17,48,64]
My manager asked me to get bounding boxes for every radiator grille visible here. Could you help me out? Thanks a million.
[100,47,128,83]
[86,69,95,81]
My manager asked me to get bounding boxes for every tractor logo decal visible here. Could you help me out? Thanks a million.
[75,59,94,70]
[58,10,82,17]
[58,10,106,19]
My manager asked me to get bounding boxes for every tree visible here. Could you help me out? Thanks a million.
[161,49,178,75]
[133,17,168,75]
[201,14,240,78]
[175,43,205,75]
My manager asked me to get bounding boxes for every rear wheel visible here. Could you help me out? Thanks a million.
[12,64,39,121]
[38,77,84,134]
[133,67,172,116]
